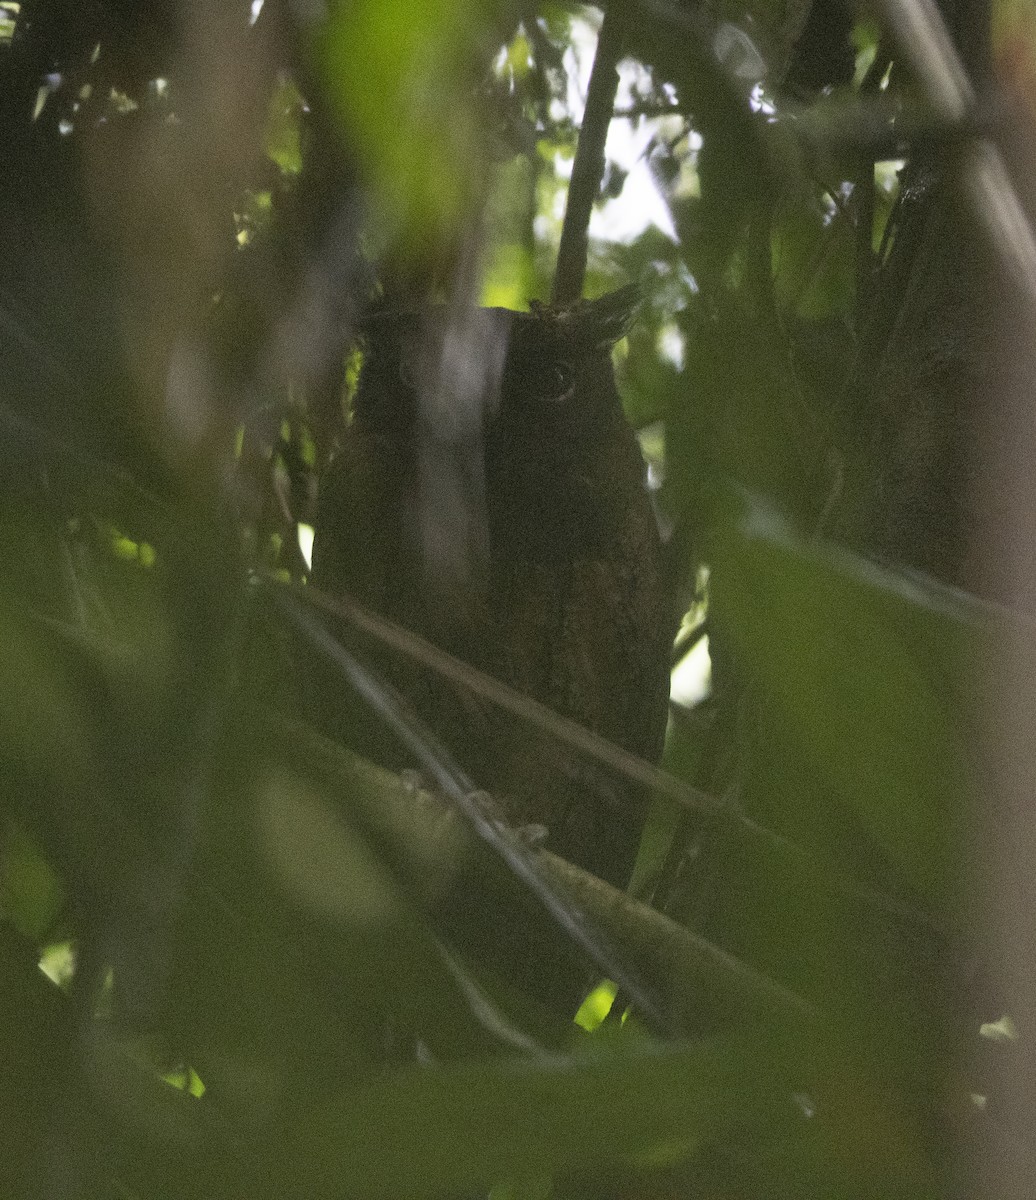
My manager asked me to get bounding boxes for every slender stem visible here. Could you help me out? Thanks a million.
[551,5,625,306]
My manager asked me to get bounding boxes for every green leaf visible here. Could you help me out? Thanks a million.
[238,1032,795,1198]
[772,199,855,319]
[266,76,304,176]
[712,497,972,908]
[316,0,497,252]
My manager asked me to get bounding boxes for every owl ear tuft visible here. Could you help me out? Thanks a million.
[554,285,640,348]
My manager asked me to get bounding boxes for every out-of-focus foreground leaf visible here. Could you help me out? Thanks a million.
[713,494,972,909]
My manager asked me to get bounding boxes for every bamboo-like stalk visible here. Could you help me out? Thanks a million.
[551,6,626,306]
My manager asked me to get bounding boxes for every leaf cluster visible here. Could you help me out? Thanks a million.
[0,0,1009,1196]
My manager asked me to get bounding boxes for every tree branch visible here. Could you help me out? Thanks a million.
[259,705,817,1027]
[551,5,626,306]
[277,574,940,932]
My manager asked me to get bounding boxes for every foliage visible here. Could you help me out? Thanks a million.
[0,0,1011,1196]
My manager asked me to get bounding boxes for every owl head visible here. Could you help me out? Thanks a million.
[495,286,639,431]
[352,285,639,434]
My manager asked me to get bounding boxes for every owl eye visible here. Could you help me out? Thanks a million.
[535,359,575,404]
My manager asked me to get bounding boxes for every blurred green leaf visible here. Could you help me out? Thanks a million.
[266,76,304,176]
[243,1031,796,1198]
[482,156,537,307]
[0,824,65,941]
[712,496,971,907]
[316,0,498,252]
[772,199,855,319]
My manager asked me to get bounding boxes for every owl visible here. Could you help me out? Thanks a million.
[311,288,674,889]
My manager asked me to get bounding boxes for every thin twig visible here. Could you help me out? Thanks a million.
[671,615,709,667]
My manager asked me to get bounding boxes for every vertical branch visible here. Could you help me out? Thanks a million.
[551,5,625,306]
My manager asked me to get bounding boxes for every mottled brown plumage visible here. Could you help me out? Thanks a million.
[312,289,673,888]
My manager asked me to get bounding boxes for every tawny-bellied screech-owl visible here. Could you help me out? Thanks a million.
[311,289,673,889]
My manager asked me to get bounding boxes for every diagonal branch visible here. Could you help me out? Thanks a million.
[289,573,726,820]
[280,575,939,931]
[262,704,818,1026]
[273,582,678,1035]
